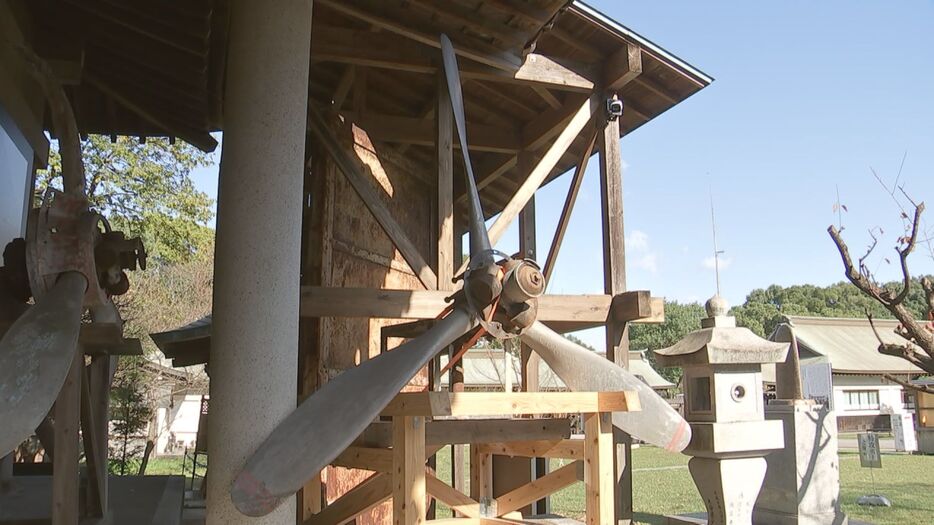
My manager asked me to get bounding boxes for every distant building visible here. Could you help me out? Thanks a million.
[765,315,923,432]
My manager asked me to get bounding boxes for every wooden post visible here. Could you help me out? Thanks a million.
[52,350,82,525]
[469,445,492,509]
[584,412,614,525]
[392,415,426,525]
[598,103,633,523]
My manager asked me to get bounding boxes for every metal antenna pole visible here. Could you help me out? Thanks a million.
[709,187,724,296]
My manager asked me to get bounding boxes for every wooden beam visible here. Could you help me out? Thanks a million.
[331,65,355,112]
[612,291,664,324]
[584,412,614,525]
[311,27,594,92]
[355,418,572,449]
[52,351,81,525]
[303,473,391,525]
[604,43,643,92]
[307,107,438,289]
[301,285,606,323]
[485,95,599,251]
[479,439,585,460]
[426,472,482,518]
[494,460,582,516]
[543,129,597,285]
[382,391,639,418]
[333,445,443,473]
[437,71,455,292]
[532,86,561,109]
[84,73,217,152]
[79,363,106,517]
[342,111,521,153]
[317,0,521,71]
[392,415,426,525]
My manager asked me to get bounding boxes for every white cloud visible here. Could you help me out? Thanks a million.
[633,252,658,274]
[702,255,733,270]
[626,230,650,252]
[626,230,658,273]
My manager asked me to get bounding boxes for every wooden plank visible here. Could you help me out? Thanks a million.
[334,445,443,473]
[604,44,643,92]
[426,472,482,518]
[355,418,572,448]
[311,27,593,91]
[317,0,521,71]
[307,107,438,289]
[304,473,392,525]
[484,96,599,250]
[392,415,426,525]
[300,286,635,325]
[584,413,614,525]
[494,461,582,516]
[543,130,597,285]
[437,71,455,292]
[52,351,81,525]
[382,391,639,417]
[479,439,585,460]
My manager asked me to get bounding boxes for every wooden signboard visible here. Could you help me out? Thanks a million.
[857,433,882,469]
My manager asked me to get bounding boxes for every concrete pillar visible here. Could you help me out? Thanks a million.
[207,2,312,524]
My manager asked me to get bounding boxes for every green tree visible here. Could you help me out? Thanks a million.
[729,280,930,338]
[629,301,706,383]
[109,356,153,475]
[35,135,215,263]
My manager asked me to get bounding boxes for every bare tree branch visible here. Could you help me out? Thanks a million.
[883,373,934,395]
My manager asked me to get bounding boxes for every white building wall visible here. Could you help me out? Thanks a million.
[0,103,33,245]
[832,374,905,418]
[155,394,204,455]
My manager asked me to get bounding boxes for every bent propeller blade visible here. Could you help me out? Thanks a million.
[0,271,87,454]
[440,34,491,258]
[231,308,476,517]
[520,320,691,452]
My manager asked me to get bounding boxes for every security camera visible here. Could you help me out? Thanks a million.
[606,98,624,121]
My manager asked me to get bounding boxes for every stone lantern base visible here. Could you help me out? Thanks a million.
[753,401,849,525]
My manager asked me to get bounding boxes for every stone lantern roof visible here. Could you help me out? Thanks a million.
[654,295,788,367]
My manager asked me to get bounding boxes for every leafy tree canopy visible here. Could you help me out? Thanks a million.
[36,135,215,264]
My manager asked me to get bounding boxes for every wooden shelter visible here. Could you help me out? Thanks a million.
[1,1,710,524]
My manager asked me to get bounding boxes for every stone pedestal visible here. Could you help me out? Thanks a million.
[917,427,934,454]
[753,402,848,525]
[690,456,767,524]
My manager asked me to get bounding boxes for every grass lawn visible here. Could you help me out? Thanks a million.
[429,446,933,524]
[139,445,933,524]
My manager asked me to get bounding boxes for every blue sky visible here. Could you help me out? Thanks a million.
[191,1,934,351]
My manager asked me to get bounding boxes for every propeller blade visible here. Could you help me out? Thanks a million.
[440,34,491,259]
[232,308,476,517]
[0,271,87,454]
[520,321,691,452]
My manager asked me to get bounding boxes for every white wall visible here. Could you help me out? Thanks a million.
[833,374,905,417]
[0,103,32,246]
[155,394,204,455]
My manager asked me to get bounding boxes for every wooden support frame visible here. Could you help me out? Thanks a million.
[542,129,597,285]
[303,473,392,525]
[307,106,438,289]
[344,391,634,523]
[437,70,455,292]
[311,27,594,92]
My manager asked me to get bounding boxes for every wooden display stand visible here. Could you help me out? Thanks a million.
[307,391,639,525]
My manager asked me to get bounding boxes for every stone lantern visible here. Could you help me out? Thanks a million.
[655,295,788,525]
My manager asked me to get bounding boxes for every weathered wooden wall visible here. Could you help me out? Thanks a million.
[300,118,436,524]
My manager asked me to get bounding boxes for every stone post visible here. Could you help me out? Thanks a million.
[206,1,312,524]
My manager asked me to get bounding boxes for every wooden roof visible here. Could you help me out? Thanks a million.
[24,0,710,221]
